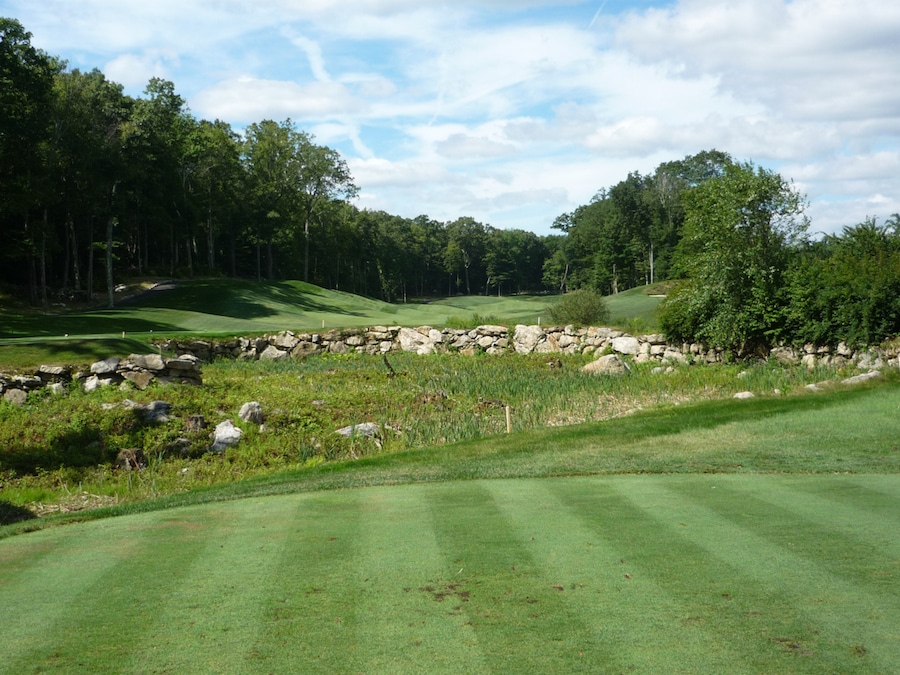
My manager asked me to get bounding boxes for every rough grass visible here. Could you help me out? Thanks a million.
[0,351,879,514]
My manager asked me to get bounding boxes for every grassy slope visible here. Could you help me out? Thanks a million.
[0,279,662,368]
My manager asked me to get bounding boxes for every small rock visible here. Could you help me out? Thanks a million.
[90,358,120,375]
[239,401,265,424]
[211,420,243,452]
[841,370,882,386]
[336,422,380,438]
[581,354,631,376]
[3,389,27,406]
[733,391,755,399]
[116,448,148,471]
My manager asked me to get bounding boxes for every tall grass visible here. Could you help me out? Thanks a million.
[0,350,881,514]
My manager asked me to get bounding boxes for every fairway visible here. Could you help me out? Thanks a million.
[2,474,897,673]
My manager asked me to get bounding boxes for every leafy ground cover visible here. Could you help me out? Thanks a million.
[0,351,878,512]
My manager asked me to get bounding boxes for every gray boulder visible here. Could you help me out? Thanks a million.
[239,401,265,424]
[211,420,243,452]
[513,325,545,354]
[582,354,631,376]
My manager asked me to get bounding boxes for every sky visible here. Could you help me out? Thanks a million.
[4,0,900,236]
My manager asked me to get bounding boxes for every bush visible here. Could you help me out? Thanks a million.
[548,289,609,326]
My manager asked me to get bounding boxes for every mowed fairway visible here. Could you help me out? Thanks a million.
[2,474,898,674]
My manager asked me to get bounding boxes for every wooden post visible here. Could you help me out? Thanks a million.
[506,406,512,434]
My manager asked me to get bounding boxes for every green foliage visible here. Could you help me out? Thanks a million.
[787,217,900,346]
[660,162,808,354]
[548,288,610,326]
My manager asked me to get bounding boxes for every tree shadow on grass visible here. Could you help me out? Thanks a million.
[0,501,37,525]
[131,279,369,319]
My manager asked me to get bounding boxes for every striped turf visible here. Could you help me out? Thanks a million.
[1,475,897,673]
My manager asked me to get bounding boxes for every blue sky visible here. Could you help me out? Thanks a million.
[4,0,899,235]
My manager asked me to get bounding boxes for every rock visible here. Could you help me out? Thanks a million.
[48,382,67,396]
[841,370,882,386]
[185,415,208,432]
[121,370,154,390]
[272,331,299,350]
[328,341,351,354]
[116,448,148,471]
[239,401,265,424]
[801,354,817,370]
[611,336,641,355]
[90,357,120,375]
[581,354,631,376]
[165,354,201,371]
[291,341,321,358]
[127,353,167,371]
[83,375,114,392]
[770,347,800,365]
[733,391,755,399]
[259,344,289,361]
[336,422,380,438]
[37,365,71,382]
[398,327,435,355]
[3,389,27,406]
[513,325,545,354]
[211,420,243,452]
[121,399,171,423]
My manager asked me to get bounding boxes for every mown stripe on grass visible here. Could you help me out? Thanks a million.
[489,478,759,674]
[349,484,489,674]
[424,482,608,673]
[0,510,213,674]
[706,475,900,573]
[619,477,900,673]
[243,491,366,672]
[124,497,302,673]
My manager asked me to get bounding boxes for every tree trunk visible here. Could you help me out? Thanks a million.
[106,215,115,308]
[303,214,311,282]
[87,216,94,301]
[70,215,81,292]
[40,211,49,311]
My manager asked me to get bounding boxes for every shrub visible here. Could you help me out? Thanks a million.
[548,289,609,326]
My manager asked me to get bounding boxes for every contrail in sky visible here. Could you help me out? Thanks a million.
[589,0,609,29]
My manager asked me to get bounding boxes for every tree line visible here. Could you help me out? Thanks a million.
[3,18,898,352]
[0,18,746,309]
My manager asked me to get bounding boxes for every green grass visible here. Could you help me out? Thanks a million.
[1,472,897,673]
[1,278,895,672]
[0,279,663,369]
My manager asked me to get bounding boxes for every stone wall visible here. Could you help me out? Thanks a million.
[157,324,900,370]
[0,353,202,406]
[3,324,897,406]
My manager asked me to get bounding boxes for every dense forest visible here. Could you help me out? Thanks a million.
[0,18,729,306]
[3,18,899,351]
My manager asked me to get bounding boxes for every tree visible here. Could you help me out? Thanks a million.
[659,162,808,354]
[787,217,900,346]
[294,133,357,283]
[0,18,57,302]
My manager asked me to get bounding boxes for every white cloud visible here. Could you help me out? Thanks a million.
[103,52,175,89]
[5,0,898,235]
[194,78,361,123]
